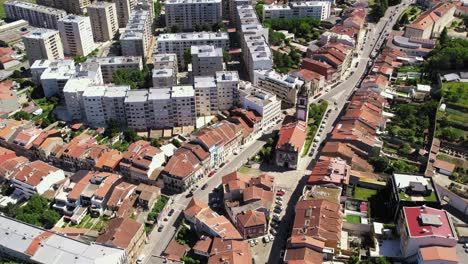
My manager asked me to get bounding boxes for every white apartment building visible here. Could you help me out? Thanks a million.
[153,53,178,73]
[83,85,130,128]
[4,1,67,29]
[39,59,76,98]
[113,0,137,28]
[191,45,224,77]
[194,71,239,116]
[236,5,273,81]
[157,32,229,65]
[216,71,239,110]
[88,1,119,42]
[254,69,304,108]
[242,85,282,131]
[124,86,197,130]
[194,76,218,116]
[229,0,252,25]
[263,1,331,21]
[120,8,151,57]
[165,0,222,30]
[86,56,143,83]
[152,69,177,88]
[22,28,64,65]
[58,15,96,56]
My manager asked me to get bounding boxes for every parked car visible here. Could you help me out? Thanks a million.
[186,192,193,198]
[136,255,145,264]
[201,183,208,190]
[276,196,283,201]
[275,205,283,210]
[249,240,255,247]
[273,213,280,220]
[274,208,281,214]
[158,225,164,232]
[268,234,274,241]
[208,171,216,177]
[276,191,285,196]
[263,236,270,243]
[168,209,174,216]
[253,239,258,245]
[270,229,277,235]
[276,200,283,206]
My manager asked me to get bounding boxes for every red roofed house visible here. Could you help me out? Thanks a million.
[416,246,459,264]
[432,159,456,176]
[0,48,20,70]
[0,156,28,182]
[307,156,350,188]
[60,133,97,170]
[275,119,307,169]
[208,237,252,264]
[398,206,458,258]
[96,217,146,264]
[163,147,206,192]
[10,160,65,199]
[120,140,165,184]
[191,120,242,168]
[361,74,389,92]
[11,127,44,156]
[0,80,20,114]
[301,58,338,81]
[236,209,267,239]
[404,2,456,39]
[293,199,343,250]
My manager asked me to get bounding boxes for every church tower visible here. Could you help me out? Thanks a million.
[296,82,310,122]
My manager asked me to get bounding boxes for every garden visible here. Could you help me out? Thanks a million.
[436,82,468,144]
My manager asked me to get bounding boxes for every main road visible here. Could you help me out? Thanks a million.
[266,1,413,263]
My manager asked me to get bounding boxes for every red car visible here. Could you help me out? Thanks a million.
[276,191,285,196]
[208,171,216,177]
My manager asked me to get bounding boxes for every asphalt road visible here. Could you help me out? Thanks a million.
[142,1,412,261]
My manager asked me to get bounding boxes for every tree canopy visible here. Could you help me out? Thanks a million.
[112,68,149,89]
[427,37,468,71]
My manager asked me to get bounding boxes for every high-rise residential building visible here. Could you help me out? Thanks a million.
[88,1,119,42]
[152,69,177,88]
[22,28,64,65]
[58,15,96,56]
[59,0,92,14]
[157,32,229,65]
[113,0,137,28]
[4,1,67,29]
[120,8,151,57]
[263,1,331,21]
[236,5,273,81]
[254,69,305,108]
[171,86,197,127]
[165,0,223,30]
[153,53,178,74]
[39,59,76,98]
[191,45,224,77]
[86,56,143,83]
[194,71,239,116]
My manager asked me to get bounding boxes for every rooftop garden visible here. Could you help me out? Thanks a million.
[346,215,361,224]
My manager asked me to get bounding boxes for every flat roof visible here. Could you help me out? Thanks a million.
[194,76,216,89]
[172,85,194,98]
[125,89,148,103]
[148,88,171,100]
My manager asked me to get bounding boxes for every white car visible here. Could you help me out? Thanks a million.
[136,255,145,264]
[263,236,270,243]
[276,200,283,206]
[253,239,258,245]
[249,240,255,247]
[269,234,274,241]
[276,196,283,201]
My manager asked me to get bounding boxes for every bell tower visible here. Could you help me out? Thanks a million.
[296,83,310,122]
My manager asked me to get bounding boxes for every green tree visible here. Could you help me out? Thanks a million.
[298,22,311,37]
[349,256,360,264]
[1,202,19,217]
[154,0,162,20]
[112,68,148,89]
[269,30,285,46]
[369,156,389,173]
[223,50,232,63]
[398,143,413,155]
[183,48,192,65]
[399,13,410,25]
[170,25,180,33]
[124,128,139,142]
[171,139,182,148]
[439,27,449,46]
[14,195,60,228]
[255,1,265,21]
[13,110,32,121]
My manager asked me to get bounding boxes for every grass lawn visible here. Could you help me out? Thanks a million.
[32,97,57,122]
[397,64,422,74]
[441,82,468,108]
[346,215,361,224]
[353,187,377,201]
[239,166,251,174]
[423,191,438,202]
[0,0,36,18]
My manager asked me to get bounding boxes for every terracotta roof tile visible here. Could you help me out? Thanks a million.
[96,217,143,249]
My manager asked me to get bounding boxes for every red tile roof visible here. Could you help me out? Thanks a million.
[419,246,459,262]
[284,247,323,264]
[163,240,188,261]
[307,156,350,186]
[12,160,60,187]
[96,217,143,249]
[164,148,202,179]
[433,159,456,173]
[276,119,307,152]
[237,210,266,228]
[208,237,252,264]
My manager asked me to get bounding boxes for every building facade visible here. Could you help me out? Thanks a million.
[58,15,96,56]
[4,1,67,29]
[165,0,223,30]
[22,28,64,65]
[88,1,119,42]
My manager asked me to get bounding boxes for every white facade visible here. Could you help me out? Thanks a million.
[157,32,229,65]
[22,28,64,65]
[86,56,143,83]
[102,85,130,126]
[153,53,178,73]
[236,5,273,81]
[191,45,224,77]
[216,71,239,110]
[88,1,119,42]
[263,1,331,21]
[113,0,138,28]
[39,59,76,98]
[120,8,151,57]
[194,72,239,116]
[58,15,96,56]
[254,69,304,107]
[243,87,282,131]
[172,85,197,127]
[165,0,222,30]
[4,1,67,29]
[152,69,177,88]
